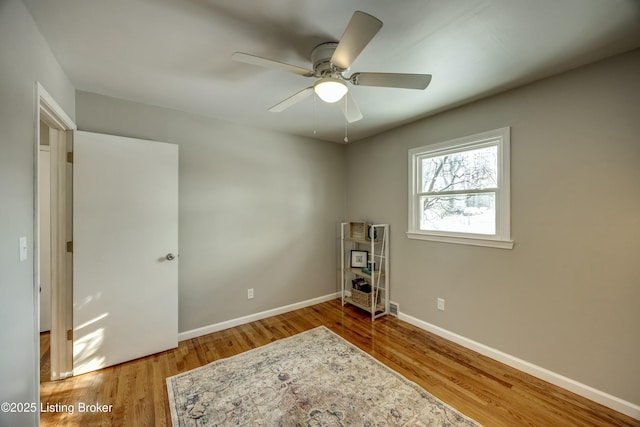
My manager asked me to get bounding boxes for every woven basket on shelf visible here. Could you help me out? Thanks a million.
[349,221,367,240]
[350,288,377,307]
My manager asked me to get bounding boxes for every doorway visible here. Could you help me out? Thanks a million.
[35,83,76,396]
[35,84,179,394]
[39,121,51,383]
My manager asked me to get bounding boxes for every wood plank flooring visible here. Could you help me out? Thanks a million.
[40,331,51,385]
[40,299,639,426]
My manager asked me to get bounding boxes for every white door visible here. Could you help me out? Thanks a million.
[73,131,178,376]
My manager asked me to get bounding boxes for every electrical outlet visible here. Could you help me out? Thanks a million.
[437,298,445,311]
[247,288,254,299]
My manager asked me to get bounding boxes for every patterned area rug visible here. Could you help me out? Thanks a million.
[166,326,482,426]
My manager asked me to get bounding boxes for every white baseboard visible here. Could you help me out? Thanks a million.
[178,292,340,342]
[398,311,640,420]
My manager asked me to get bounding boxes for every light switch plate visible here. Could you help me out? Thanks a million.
[19,236,28,262]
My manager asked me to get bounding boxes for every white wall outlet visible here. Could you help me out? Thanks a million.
[247,288,254,299]
[19,236,28,262]
[437,297,445,311]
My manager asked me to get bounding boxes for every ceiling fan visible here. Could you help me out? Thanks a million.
[232,11,432,123]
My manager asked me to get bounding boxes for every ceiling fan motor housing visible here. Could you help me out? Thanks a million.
[311,42,341,77]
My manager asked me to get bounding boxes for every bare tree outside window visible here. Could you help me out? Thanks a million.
[419,146,497,234]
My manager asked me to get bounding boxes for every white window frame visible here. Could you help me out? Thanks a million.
[407,127,513,249]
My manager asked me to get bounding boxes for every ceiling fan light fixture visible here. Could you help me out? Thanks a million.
[314,78,348,103]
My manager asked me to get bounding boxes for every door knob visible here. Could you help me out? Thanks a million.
[166,253,176,261]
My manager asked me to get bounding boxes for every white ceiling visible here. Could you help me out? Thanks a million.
[24,0,640,143]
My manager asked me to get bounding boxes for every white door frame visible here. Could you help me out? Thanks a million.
[34,82,76,397]
[39,144,52,333]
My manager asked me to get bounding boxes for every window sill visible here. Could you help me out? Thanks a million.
[406,231,514,249]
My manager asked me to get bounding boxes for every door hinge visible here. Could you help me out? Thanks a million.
[67,152,74,163]
[66,241,73,253]
[67,329,73,341]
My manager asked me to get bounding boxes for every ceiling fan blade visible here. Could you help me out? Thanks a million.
[331,11,382,70]
[268,87,314,112]
[232,52,314,77]
[351,72,432,90]
[338,92,363,123]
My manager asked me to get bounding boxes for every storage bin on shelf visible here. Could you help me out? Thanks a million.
[350,287,377,307]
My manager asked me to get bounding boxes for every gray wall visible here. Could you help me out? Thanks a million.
[0,1,76,426]
[345,49,640,404]
[75,91,346,332]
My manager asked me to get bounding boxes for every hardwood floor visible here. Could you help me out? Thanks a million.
[40,331,51,384]
[40,299,638,426]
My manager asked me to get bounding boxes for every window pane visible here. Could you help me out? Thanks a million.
[420,193,496,235]
[421,145,497,193]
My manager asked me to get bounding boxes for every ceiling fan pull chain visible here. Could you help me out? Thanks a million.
[313,92,317,136]
[344,96,349,143]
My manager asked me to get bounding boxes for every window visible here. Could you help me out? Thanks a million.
[408,127,513,249]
